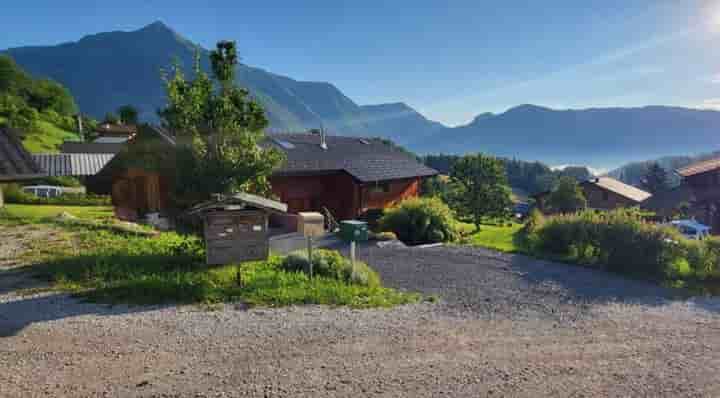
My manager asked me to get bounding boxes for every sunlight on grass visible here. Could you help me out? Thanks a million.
[21,120,80,153]
[461,222,525,253]
[2,204,113,222]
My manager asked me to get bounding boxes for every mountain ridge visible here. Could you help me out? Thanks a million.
[4,21,720,169]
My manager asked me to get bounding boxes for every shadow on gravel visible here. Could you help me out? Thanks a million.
[0,293,169,337]
[332,242,720,317]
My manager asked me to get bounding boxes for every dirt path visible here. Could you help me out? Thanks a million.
[2,232,720,397]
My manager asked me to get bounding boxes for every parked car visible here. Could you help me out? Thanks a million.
[22,185,64,198]
[667,219,711,240]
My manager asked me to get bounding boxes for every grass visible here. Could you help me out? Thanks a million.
[21,119,80,153]
[459,221,526,253]
[4,206,418,308]
[2,204,113,222]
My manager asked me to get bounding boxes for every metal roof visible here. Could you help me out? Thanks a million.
[188,192,288,215]
[584,177,652,203]
[267,133,438,182]
[32,153,116,176]
[676,157,720,177]
[0,127,45,181]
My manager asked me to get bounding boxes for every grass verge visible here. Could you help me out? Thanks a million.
[460,222,526,253]
[14,218,418,308]
[1,204,113,222]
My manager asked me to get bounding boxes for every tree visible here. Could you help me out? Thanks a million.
[117,105,139,125]
[449,153,512,230]
[641,162,669,194]
[548,176,587,213]
[159,41,283,200]
[103,112,119,124]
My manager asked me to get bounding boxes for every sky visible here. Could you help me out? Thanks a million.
[3,0,720,126]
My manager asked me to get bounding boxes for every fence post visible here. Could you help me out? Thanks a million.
[307,236,313,278]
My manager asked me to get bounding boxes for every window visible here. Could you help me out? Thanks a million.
[272,138,295,149]
[369,182,390,194]
[602,191,609,201]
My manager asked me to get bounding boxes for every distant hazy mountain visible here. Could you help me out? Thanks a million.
[6,22,720,169]
[2,21,443,142]
[417,104,720,168]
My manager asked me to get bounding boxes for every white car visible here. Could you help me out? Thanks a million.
[668,220,711,240]
[22,185,64,198]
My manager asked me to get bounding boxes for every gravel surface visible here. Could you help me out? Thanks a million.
[2,234,720,397]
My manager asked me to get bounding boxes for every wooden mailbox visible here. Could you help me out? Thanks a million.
[189,192,288,265]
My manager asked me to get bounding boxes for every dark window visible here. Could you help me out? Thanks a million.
[369,182,391,194]
[602,191,609,201]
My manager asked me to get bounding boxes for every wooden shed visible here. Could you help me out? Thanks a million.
[188,192,288,265]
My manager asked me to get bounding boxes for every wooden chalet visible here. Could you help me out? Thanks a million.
[93,126,437,222]
[0,127,46,206]
[93,123,138,143]
[674,158,720,232]
[534,176,652,213]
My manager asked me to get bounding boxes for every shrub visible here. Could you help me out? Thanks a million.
[533,209,686,280]
[379,197,459,245]
[2,184,111,206]
[280,249,380,287]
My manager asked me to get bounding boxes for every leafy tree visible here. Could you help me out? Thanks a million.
[548,176,587,213]
[118,105,139,124]
[641,162,670,194]
[159,41,283,200]
[557,166,593,182]
[449,153,512,230]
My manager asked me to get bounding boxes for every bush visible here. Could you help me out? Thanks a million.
[2,184,111,206]
[532,209,686,280]
[379,197,459,245]
[280,249,380,287]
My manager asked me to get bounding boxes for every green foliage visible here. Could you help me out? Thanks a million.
[0,55,77,116]
[159,42,283,200]
[547,176,587,213]
[2,184,110,206]
[22,225,416,308]
[117,105,139,125]
[641,162,670,194]
[280,249,381,287]
[379,197,459,245]
[449,153,513,228]
[525,209,719,281]
[1,204,113,223]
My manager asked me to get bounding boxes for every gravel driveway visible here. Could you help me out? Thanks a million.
[2,237,720,397]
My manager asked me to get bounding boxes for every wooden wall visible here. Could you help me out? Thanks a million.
[360,178,420,213]
[581,183,638,210]
[111,167,170,221]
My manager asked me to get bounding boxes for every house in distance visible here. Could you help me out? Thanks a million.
[534,176,652,212]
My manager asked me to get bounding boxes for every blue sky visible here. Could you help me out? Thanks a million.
[2,0,720,126]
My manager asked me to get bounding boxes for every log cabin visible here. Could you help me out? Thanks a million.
[92,125,437,222]
[675,158,720,232]
[534,177,652,213]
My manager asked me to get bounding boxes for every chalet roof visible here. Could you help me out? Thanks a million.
[267,133,438,182]
[33,153,116,176]
[676,157,720,177]
[61,142,124,154]
[584,177,652,203]
[187,192,288,215]
[0,127,45,181]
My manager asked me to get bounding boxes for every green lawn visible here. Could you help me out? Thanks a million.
[2,204,113,222]
[461,222,525,253]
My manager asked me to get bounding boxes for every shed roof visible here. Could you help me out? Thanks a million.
[267,133,438,182]
[95,123,138,136]
[33,153,116,176]
[583,177,652,203]
[188,192,288,215]
[0,127,45,181]
[676,157,720,177]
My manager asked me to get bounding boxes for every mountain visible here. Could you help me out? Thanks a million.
[6,22,720,169]
[1,21,443,143]
[416,104,720,168]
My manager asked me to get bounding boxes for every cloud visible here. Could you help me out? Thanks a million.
[551,164,608,177]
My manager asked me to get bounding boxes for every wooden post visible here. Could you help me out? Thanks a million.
[350,240,356,276]
[307,236,313,278]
